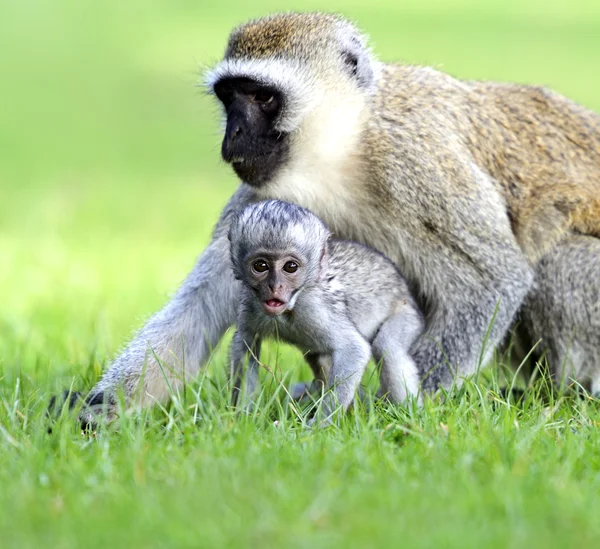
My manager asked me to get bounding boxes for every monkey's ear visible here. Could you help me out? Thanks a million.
[342,51,359,78]
[337,27,377,91]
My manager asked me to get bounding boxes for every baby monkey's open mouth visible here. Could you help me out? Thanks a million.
[263,298,287,316]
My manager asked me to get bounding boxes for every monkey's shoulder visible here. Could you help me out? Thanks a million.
[327,238,396,268]
[325,239,411,297]
[374,64,471,122]
[377,63,600,141]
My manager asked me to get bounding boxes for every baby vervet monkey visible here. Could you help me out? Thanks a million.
[228,200,424,423]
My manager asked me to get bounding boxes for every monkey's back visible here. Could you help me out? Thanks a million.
[374,64,600,193]
[368,63,600,261]
[325,240,416,342]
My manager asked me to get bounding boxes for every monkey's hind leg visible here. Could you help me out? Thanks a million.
[310,336,371,427]
[522,234,600,395]
[372,306,424,404]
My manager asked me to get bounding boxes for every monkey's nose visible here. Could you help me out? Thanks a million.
[225,120,242,143]
[222,128,243,162]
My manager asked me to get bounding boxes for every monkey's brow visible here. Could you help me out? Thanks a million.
[250,250,302,260]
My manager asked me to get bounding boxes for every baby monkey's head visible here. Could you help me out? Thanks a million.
[229,200,330,316]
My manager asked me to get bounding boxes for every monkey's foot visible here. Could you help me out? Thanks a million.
[307,414,334,429]
[290,380,325,401]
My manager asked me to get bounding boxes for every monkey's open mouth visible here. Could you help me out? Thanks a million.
[263,299,287,316]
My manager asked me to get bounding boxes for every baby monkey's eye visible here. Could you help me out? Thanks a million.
[283,261,298,273]
[252,260,269,273]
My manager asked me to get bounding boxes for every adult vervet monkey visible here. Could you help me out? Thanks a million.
[73,12,599,425]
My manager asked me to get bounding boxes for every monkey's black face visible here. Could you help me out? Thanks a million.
[214,77,290,186]
[245,252,306,316]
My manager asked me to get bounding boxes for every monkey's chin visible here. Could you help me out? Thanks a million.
[262,299,288,316]
[232,161,273,187]
[230,149,287,187]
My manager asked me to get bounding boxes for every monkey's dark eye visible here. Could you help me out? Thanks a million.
[283,261,298,273]
[253,89,275,104]
[252,260,269,273]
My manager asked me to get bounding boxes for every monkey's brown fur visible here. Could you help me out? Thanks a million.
[368,65,600,264]
[467,82,600,260]
[226,13,341,60]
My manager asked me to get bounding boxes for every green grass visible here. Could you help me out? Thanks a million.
[1,1,600,547]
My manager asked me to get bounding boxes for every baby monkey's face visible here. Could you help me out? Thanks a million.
[245,250,308,316]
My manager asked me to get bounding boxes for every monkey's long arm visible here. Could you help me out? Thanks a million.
[82,186,256,420]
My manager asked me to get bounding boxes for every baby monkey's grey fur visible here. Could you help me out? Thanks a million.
[228,200,424,421]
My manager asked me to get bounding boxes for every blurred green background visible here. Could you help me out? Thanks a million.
[0,0,599,381]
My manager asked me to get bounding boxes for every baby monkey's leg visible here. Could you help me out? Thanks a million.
[372,306,424,403]
[312,336,371,426]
